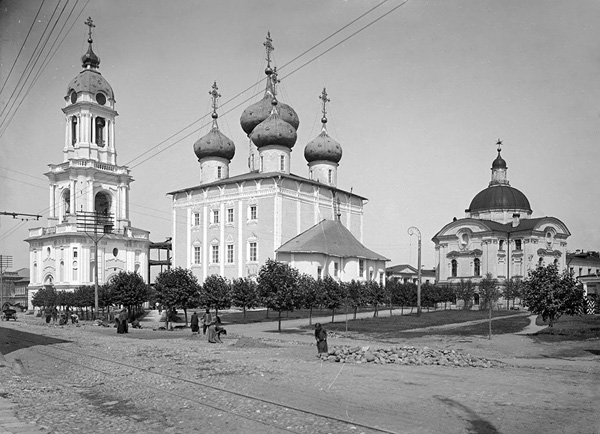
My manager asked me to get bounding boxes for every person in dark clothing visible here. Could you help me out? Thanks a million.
[117,308,128,334]
[201,309,212,335]
[190,311,199,335]
[314,323,328,355]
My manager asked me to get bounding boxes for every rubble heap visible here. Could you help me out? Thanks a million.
[318,345,499,368]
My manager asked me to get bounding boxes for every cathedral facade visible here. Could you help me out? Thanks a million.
[25,20,150,306]
[169,34,386,282]
[432,142,570,286]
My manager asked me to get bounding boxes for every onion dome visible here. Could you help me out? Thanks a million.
[250,99,297,149]
[492,151,506,169]
[66,18,114,100]
[304,88,342,163]
[240,32,299,135]
[193,82,235,161]
[468,186,531,214]
[240,91,299,135]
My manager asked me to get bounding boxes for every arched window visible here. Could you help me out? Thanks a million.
[95,117,105,147]
[538,257,544,267]
[474,258,481,277]
[71,116,78,145]
[451,259,458,277]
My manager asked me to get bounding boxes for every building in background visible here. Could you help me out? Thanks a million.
[0,268,29,310]
[169,34,385,282]
[25,19,150,308]
[432,141,570,287]
[386,264,436,285]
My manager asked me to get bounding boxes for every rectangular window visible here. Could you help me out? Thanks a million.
[212,209,219,224]
[499,240,504,251]
[194,212,200,226]
[514,239,522,250]
[317,266,322,278]
[249,242,257,262]
[359,259,364,277]
[217,166,222,179]
[212,245,219,263]
[280,155,285,171]
[73,248,78,258]
[227,208,234,223]
[194,246,201,264]
[227,245,234,263]
[334,262,339,277]
[328,169,332,184]
[250,205,257,220]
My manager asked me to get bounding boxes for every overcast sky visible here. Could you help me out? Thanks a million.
[1,0,599,273]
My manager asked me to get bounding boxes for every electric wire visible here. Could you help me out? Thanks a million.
[0,0,46,98]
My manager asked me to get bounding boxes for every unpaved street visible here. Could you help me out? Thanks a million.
[1,316,599,434]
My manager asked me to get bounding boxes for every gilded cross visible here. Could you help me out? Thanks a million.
[209,81,221,113]
[264,31,274,68]
[85,17,95,42]
[496,139,503,152]
[319,88,330,120]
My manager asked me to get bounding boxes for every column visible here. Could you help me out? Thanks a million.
[69,179,76,215]
[49,184,56,218]
[238,199,243,277]
[64,117,70,149]
[220,202,225,276]
[186,208,192,268]
[202,206,208,280]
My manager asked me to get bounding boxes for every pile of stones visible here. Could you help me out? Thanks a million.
[319,345,498,368]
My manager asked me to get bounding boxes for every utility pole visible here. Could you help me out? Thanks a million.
[77,212,113,317]
[0,255,13,311]
[0,212,42,220]
[408,227,422,317]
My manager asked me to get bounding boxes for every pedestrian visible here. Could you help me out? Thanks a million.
[201,309,212,335]
[44,307,51,325]
[190,311,199,335]
[51,307,58,323]
[117,308,128,334]
[314,323,328,355]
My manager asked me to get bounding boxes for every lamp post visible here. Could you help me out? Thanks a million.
[408,227,422,317]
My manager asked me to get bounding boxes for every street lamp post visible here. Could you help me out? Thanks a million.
[408,227,422,317]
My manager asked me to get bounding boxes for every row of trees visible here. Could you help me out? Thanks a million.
[32,259,585,334]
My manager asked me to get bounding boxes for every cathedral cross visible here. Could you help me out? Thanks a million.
[264,32,274,69]
[319,87,330,121]
[85,17,95,42]
[495,139,503,152]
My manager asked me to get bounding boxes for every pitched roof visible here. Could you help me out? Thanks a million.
[276,219,389,261]
[167,171,366,199]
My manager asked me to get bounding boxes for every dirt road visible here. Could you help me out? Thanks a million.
[1,315,599,434]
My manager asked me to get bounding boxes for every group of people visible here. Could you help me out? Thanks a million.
[42,307,78,326]
[190,309,227,343]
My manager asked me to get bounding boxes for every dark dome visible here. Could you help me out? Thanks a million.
[240,94,299,135]
[193,128,235,161]
[468,185,532,213]
[67,70,114,100]
[492,153,506,169]
[250,111,297,149]
[304,131,342,163]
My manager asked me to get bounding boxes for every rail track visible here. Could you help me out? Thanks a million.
[7,332,399,434]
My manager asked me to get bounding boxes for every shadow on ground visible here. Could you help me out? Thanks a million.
[0,327,71,355]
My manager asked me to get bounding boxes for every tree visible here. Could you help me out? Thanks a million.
[257,259,301,332]
[155,267,201,328]
[365,280,386,317]
[522,264,585,332]
[454,278,476,310]
[297,274,319,325]
[346,279,365,320]
[230,277,259,319]
[202,274,231,317]
[503,277,523,309]
[107,271,149,320]
[31,286,56,310]
[478,273,501,340]
[319,276,344,323]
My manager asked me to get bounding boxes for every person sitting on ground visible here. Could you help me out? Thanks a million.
[70,313,79,324]
[131,319,142,329]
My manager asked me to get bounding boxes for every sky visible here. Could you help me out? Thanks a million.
[1,0,599,274]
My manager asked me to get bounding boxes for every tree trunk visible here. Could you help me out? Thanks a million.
[309,307,313,326]
[353,306,357,320]
[184,308,188,326]
[331,308,335,323]
[488,303,492,340]
[243,306,246,319]
[278,310,282,332]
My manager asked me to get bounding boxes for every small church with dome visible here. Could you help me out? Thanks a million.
[432,141,570,286]
[169,33,388,283]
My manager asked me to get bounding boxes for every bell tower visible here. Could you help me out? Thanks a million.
[47,17,131,231]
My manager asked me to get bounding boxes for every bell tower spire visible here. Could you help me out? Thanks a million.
[490,139,509,186]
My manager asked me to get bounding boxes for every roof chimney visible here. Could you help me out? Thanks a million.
[512,213,520,228]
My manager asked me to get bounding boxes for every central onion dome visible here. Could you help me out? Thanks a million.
[66,18,114,101]
[240,75,299,135]
[250,99,297,149]
[492,152,506,170]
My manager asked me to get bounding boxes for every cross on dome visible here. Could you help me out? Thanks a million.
[319,87,330,126]
[85,17,95,43]
[495,139,503,152]
[209,81,221,125]
[264,31,274,72]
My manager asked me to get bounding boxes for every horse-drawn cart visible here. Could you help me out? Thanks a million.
[1,309,17,321]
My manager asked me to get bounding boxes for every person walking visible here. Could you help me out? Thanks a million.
[314,323,328,355]
[190,311,199,335]
[201,309,212,335]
